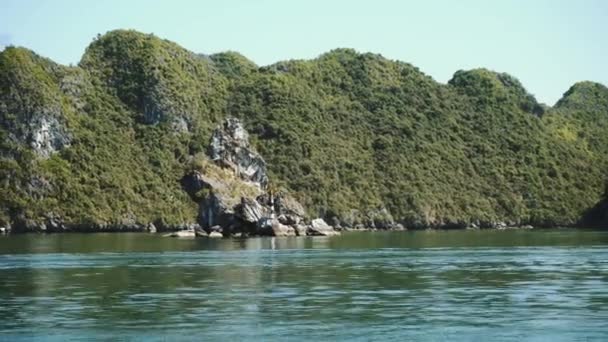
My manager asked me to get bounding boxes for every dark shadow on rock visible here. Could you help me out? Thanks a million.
[580,200,608,229]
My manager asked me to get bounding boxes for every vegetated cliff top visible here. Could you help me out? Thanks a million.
[555,81,608,111]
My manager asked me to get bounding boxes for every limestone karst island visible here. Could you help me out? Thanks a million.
[0,30,607,235]
[1,1,608,338]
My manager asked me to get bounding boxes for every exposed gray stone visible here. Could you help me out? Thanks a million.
[393,223,406,230]
[495,221,508,229]
[294,224,308,236]
[257,218,295,237]
[237,197,268,224]
[195,227,208,237]
[171,117,189,133]
[28,115,71,158]
[272,220,296,237]
[208,118,268,189]
[181,171,238,230]
[256,217,274,236]
[200,193,235,230]
[309,218,340,236]
[209,225,223,233]
[45,213,65,232]
[208,231,223,238]
[368,208,394,229]
[170,230,195,238]
[274,194,305,225]
[27,176,51,199]
[179,118,310,238]
[147,223,157,233]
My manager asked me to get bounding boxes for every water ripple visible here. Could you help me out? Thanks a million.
[0,237,607,341]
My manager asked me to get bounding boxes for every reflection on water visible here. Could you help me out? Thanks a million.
[0,230,607,341]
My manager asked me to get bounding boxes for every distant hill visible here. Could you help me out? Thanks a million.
[1,29,607,231]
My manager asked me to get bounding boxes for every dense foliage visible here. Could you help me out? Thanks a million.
[1,30,607,230]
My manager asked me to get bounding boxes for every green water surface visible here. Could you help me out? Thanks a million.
[1,229,607,341]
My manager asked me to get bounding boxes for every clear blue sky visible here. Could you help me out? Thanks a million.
[1,0,607,105]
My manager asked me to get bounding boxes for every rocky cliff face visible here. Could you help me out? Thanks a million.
[28,114,71,158]
[182,118,337,237]
[0,48,72,159]
[209,117,269,189]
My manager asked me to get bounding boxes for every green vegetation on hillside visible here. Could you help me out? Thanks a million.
[1,30,607,230]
